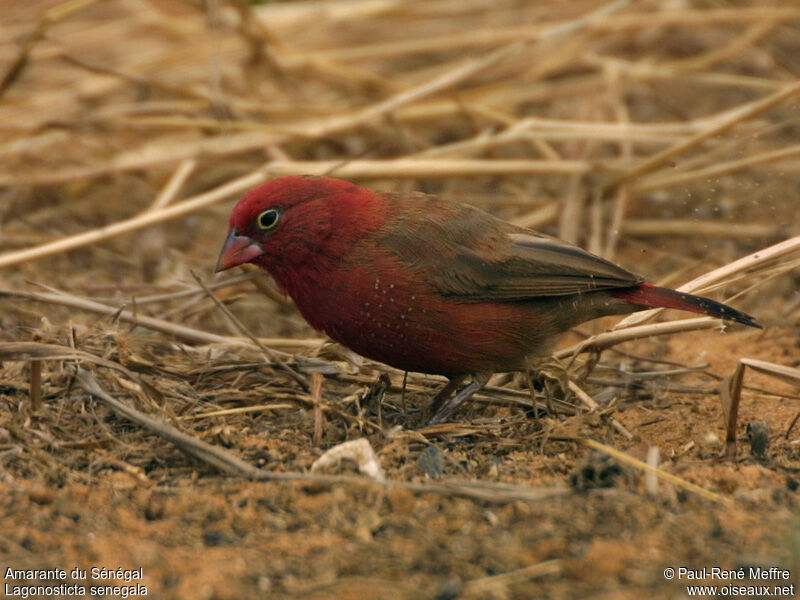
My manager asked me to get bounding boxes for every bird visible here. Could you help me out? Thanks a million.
[216,175,760,424]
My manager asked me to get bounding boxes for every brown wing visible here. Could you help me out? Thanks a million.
[377,195,643,301]
[437,230,644,300]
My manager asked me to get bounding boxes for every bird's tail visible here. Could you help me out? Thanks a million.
[610,283,761,328]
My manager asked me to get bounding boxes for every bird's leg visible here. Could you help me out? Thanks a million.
[428,373,491,425]
[426,374,467,416]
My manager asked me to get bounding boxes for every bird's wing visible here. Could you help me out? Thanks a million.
[377,197,643,301]
[436,230,644,300]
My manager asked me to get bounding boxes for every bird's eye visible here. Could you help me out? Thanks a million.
[256,208,280,231]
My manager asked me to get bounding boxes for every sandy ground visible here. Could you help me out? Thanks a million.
[1,1,799,598]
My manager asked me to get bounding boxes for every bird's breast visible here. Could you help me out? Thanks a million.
[278,257,561,376]
[311,271,440,371]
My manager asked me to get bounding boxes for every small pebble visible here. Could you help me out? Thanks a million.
[746,422,770,460]
[570,451,625,491]
[417,445,445,477]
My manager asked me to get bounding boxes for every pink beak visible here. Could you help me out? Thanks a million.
[215,230,265,272]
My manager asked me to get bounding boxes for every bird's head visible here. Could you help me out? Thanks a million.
[216,175,383,273]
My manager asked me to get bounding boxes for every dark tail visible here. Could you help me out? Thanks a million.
[611,283,762,329]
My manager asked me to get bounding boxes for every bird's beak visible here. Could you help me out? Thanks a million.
[215,230,265,272]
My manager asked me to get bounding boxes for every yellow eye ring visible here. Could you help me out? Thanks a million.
[257,208,280,231]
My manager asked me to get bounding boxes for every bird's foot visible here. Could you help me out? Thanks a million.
[426,375,466,416]
[428,373,490,425]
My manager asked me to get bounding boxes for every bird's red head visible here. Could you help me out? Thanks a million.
[216,175,384,274]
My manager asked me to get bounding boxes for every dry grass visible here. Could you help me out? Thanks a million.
[1,1,800,598]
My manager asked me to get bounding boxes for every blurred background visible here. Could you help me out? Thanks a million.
[1,1,799,598]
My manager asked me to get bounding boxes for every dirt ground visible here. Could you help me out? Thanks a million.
[2,328,799,600]
[1,1,800,599]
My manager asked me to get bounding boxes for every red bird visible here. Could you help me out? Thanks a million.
[216,176,760,423]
